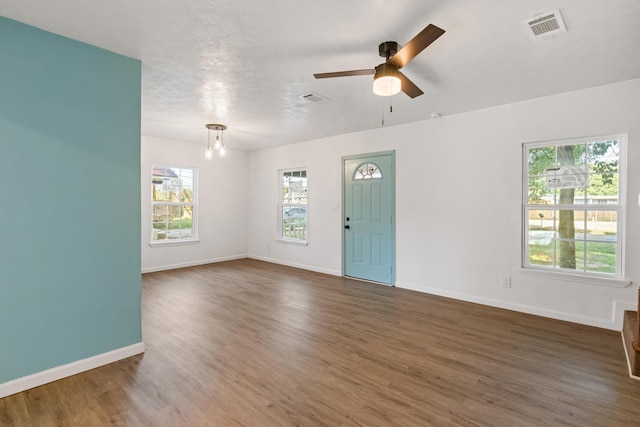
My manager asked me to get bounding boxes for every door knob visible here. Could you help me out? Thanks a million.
[344,225,350,230]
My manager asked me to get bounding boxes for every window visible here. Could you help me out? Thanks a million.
[280,169,307,242]
[151,165,196,243]
[354,162,382,180]
[523,135,625,279]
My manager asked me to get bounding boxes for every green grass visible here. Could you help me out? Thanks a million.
[529,240,616,273]
[152,219,192,230]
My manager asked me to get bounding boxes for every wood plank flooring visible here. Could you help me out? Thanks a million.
[1,259,639,426]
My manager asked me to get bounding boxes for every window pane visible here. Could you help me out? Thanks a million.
[283,173,292,203]
[527,209,555,267]
[181,206,193,223]
[177,217,193,239]
[588,140,619,173]
[162,179,180,202]
[152,228,167,240]
[528,209,554,232]
[528,177,555,204]
[152,204,169,240]
[179,168,194,202]
[556,237,579,270]
[282,206,307,240]
[528,146,555,176]
[573,187,586,204]
[180,188,193,203]
[557,187,578,205]
[585,211,617,242]
[163,207,187,239]
[529,241,554,267]
[152,182,167,201]
[557,144,586,168]
[557,209,577,239]
[585,241,616,274]
[169,205,181,219]
[586,173,618,201]
[283,170,307,205]
[152,166,178,202]
[178,168,193,186]
[153,233,167,240]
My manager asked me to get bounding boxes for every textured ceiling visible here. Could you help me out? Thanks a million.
[2,0,640,151]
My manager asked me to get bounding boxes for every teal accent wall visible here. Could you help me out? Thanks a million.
[0,17,142,383]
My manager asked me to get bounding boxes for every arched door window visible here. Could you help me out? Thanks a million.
[353,162,383,180]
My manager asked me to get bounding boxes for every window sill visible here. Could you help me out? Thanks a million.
[149,239,200,248]
[519,267,631,288]
[276,238,308,247]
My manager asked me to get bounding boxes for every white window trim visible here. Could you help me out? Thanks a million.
[276,236,308,246]
[150,164,199,246]
[521,134,629,286]
[518,268,630,288]
[149,239,200,248]
[277,168,308,245]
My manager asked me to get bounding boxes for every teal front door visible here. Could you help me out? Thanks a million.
[343,152,395,285]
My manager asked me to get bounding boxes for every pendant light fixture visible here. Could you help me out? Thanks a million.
[205,124,227,159]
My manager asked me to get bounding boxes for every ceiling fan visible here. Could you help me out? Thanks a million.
[313,24,445,98]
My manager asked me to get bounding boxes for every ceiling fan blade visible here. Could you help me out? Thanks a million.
[398,72,423,98]
[313,69,375,79]
[387,24,445,69]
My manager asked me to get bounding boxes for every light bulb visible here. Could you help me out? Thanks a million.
[214,135,221,150]
[205,145,213,159]
[218,145,226,157]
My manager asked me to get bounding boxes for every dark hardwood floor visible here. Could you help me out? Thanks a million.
[2,259,639,426]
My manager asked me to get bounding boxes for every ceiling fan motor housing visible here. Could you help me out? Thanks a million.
[378,41,399,59]
[374,63,400,78]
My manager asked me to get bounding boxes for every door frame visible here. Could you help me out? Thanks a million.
[341,150,396,285]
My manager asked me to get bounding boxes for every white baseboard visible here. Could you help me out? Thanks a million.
[141,254,248,273]
[0,342,145,399]
[396,281,619,330]
[248,255,341,277]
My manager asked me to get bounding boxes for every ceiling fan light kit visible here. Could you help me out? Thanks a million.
[205,123,227,159]
[314,23,445,99]
[373,63,402,96]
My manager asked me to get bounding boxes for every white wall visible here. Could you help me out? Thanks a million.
[141,135,249,272]
[247,78,640,330]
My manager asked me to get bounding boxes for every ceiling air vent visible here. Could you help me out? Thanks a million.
[299,92,328,103]
[523,9,567,39]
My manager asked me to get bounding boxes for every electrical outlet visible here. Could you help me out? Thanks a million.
[502,276,511,288]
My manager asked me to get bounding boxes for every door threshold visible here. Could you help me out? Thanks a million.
[344,275,394,287]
